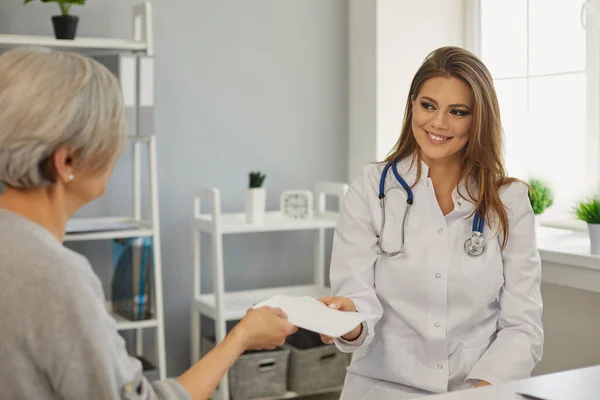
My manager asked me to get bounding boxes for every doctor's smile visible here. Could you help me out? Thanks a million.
[424,130,453,143]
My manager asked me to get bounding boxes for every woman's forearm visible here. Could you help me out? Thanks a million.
[341,323,363,342]
[176,327,247,400]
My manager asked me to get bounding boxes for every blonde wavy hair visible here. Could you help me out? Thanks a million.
[384,46,519,249]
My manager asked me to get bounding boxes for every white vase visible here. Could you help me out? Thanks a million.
[587,223,600,255]
[245,187,266,224]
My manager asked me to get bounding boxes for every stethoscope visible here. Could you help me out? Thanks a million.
[377,161,485,257]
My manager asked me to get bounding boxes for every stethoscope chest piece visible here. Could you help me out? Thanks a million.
[464,231,485,257]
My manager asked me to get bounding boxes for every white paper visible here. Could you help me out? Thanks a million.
[253,295,375,338]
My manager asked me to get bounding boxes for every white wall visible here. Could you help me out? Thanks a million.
[376,0,464,161]
[348,0,377,186]
[348,0,464,182]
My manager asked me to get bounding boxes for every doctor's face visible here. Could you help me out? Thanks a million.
[411,76,474,164]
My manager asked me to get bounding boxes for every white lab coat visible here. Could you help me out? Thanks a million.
[331,157,543,399]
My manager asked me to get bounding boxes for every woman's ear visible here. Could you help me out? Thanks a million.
[52,147,76,184]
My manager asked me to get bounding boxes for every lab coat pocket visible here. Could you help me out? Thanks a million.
[461,238,504,285]
[375,253,429,296]
[381,333,414,367]
[348,333,415,382]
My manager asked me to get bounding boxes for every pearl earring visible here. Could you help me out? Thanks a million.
[68,174,74,182]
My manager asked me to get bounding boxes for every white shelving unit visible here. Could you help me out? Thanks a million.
[0,3,167,381]
[0,35,148,53]
[190,182,348,400]
[65,217,154,242]
[0,2,154,55]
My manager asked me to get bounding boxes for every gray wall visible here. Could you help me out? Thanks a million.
[533,282,600,376]
[0,0,348,376]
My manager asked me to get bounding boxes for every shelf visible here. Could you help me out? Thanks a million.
[195,285,331,321]
[194,211,338,234]
[113,312,158,331]
[0,34,147,53]
[107,302,158,331]
[65,217,154,242]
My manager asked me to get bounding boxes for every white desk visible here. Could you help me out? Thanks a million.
[425,365,600,399]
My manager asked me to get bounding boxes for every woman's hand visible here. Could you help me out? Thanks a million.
[317,296,363,344]
[233,306,298,351]
[177,307,296,399]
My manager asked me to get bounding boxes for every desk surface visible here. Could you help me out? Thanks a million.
[425,365,600,399]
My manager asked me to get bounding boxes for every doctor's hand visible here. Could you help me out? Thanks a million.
[317,296,363,345]
[233,306,298,351]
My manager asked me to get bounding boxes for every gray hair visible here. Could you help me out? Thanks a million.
[0,46,126,189]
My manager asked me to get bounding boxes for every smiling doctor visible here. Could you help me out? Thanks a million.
[319,46,543,399]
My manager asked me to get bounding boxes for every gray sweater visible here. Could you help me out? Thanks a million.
[0,209,191,400]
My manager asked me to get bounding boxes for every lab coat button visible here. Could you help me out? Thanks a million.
[438,228,443,233]
[434,322,440,327]
[438,364,443,369]
[436,273,441,278]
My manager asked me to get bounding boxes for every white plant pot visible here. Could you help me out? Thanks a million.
[245,187,266,224]
[587,223,600,255]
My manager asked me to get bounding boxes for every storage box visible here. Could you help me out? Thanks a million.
[201,336,290,400]
[285,329,350,394]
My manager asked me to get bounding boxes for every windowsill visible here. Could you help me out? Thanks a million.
[539,219,587,233]
[537,226,600,271]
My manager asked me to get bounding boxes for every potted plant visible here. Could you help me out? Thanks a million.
[527,178,554,230]
[245,171,266,224]
[24,0,86,40]
[574,196,600,255]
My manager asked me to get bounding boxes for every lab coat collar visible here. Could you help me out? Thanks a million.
[395,155,478,213]
[453,179,478,214]
[396,156,429,186]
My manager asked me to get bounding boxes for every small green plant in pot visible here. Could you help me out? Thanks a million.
[574,196,600,255]
[245,171,267,224]
[24,0,86,40]
[527,178,553,229]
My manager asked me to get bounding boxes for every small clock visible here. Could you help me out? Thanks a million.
[280,190,314,220]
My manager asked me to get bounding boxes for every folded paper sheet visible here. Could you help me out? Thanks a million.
[253,295,376,338]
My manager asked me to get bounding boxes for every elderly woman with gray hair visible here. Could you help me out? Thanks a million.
[0,47,296,400]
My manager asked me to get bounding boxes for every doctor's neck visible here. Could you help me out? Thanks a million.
[421,153,463,190]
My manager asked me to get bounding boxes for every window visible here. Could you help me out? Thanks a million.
[473,0,599,228]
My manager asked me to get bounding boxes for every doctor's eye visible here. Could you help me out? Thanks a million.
[450,108,471,117]
[420,101,436,111]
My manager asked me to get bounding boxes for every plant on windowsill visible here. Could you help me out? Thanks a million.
[573,196,600,255]
[245,171,266,224]
[527,178,554,230]
[24,0,86,40]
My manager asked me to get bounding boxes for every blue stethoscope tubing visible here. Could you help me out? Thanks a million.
[377,160,485,257]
